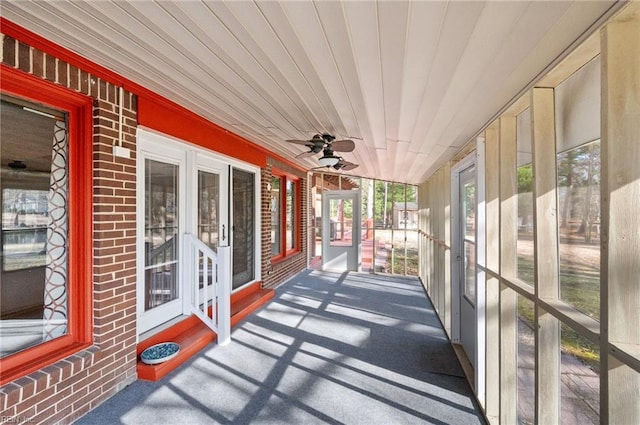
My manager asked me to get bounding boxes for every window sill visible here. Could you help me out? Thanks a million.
[0,341,94,386]
[271,250,302,265]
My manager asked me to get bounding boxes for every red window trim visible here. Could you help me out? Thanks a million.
[0,66,93,385]
[271,170,301,263]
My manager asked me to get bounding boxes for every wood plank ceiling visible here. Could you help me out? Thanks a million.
[1,1,621,184]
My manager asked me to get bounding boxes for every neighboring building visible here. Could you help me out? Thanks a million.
[392,202,418,229]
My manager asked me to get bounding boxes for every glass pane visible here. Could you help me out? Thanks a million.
[329,198,353,247]
[145,159,179,310]
[517,296,535,425]
[198,171,219,251]
[285,180,295,250]
[557,141,601,321]
[1,97,69,357]
[561,325,600,424]
[463,177,476,241]
[144,263,178,310]
[464,241,476,302]
[461,166,476,303]
[232,169,255,289]
[145,160,178,266]
[270,177,281,256]
[517,164,535,285]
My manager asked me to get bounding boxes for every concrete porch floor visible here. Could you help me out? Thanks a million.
[77,270,485,425]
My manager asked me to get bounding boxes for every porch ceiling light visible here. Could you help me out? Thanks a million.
[318,149,339,167]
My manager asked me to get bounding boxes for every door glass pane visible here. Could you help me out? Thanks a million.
[463,177,476,241]
[232,169,255,289]
[464,241,476,302]
[198,171,219,290]
[461,167,476,303]
[198,171,219,252]
[329,198,353,247]
[144,159,179,310]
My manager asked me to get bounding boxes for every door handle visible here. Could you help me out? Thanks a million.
[222,224,226,241]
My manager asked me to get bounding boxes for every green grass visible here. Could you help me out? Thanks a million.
[517,255,600,372]
[387,246,419,276]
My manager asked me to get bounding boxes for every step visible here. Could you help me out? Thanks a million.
[231,288,275,327]
[137,287,274,381]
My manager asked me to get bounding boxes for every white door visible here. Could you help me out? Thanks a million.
[137,132,231,335]
[322,190,360,271]
[138,140,187,334]
[458,164,477,370]
[192,154,228,307]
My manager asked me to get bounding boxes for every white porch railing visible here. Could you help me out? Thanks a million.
[184,234,231,345]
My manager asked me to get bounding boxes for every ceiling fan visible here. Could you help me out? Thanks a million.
[285,133,358,170]
[286,133,355,159]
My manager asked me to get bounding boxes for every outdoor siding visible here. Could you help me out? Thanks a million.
[0,34,139,424]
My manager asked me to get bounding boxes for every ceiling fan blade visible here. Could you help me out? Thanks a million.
[296,150,316,158]
[341,162,359,171]
[285,139,313,146]
[331,139,355,152]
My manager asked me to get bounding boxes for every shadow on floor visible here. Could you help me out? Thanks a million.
[77,270,485,425]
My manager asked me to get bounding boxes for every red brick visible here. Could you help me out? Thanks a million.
[2,36,16,67]
[32,49,44,76]
[17,41,30,72]
[57,59,68,86]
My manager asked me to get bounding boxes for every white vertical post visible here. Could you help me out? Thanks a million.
[217,246,232,345]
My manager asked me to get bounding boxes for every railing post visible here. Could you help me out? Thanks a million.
[217,246,232,345]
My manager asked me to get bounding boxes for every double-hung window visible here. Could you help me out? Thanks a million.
[270,171,299,260]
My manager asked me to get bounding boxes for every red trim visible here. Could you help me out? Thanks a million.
[1,18,306,173]
[138,98,268,167]
[0,66,93,385]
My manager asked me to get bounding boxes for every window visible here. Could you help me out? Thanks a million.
[271,171,299,260]
[0,67,91,384]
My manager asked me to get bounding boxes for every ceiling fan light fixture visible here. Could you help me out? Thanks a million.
[318,151,339,167]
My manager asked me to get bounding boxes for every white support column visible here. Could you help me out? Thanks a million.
[531,87,561,425]
[499,116,518,424]
[217,246,232,346]
[484,121,500,423]
[601,3,640,423]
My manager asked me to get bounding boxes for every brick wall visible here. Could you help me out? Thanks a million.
[0,31,310,424]
[0,35,138,424]
[262,160,308,290]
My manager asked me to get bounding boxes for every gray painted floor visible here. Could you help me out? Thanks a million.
[77,270,485,425]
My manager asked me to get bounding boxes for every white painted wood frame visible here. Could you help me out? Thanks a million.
[601,3,640,423]
[531,87,561,425]
[499,116,518,424]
